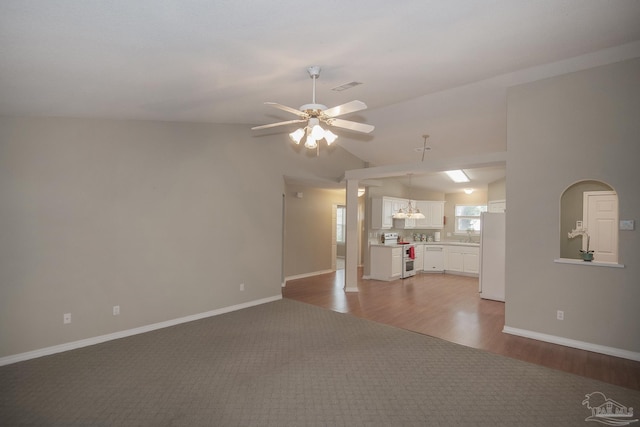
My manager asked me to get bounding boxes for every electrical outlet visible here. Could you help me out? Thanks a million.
[557,310,564,321]
[63,313,71,324]
[113,305,120,316]
[240,283,245,291]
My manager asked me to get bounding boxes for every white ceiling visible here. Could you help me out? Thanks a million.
[2,1,640,192]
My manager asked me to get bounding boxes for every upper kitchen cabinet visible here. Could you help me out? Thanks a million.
[371,197,394,229]
[415,201,445,229]
[372,198,444,230]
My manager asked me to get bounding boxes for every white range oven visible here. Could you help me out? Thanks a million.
[381,233,416,279]
[399,243,416,278]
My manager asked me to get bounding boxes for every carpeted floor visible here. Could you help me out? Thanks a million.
[1,299,638,426]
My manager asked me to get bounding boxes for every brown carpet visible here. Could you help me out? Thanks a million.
[1,298,638,426]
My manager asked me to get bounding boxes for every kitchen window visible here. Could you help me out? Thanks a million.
[336,205,346,243]
[454,204,487,234]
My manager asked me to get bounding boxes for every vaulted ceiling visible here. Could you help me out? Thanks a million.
[2,1,639,191]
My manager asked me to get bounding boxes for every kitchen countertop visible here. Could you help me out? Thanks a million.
[370,243,408,248]
[422,241,480,247]
[370,241,479,248]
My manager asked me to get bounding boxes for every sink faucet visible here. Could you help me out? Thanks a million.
[465,229,474,243]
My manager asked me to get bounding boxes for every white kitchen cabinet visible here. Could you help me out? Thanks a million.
[428,201,445,228]
[423,246,444,272]
[391,198,404,216]
[370,245,402,281]
[446,250,463,271]
[373,198,444,230]
[414,201,429,228]
[463,251,479,274]
[414,244,424,272]
[392,248,402,277]
[444,246,479,276]
[415,201,445,229]
[371,197,394,229]
[372,197,408,229]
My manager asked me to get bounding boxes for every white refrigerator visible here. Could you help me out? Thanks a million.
[479,212,505,302]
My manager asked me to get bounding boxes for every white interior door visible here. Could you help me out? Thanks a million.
[583,191,618,263]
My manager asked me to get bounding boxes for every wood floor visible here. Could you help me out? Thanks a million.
[283,269,640,391]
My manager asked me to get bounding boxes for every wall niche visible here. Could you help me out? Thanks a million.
[560,180,616,261]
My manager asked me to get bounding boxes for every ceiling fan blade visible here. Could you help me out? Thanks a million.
[322,100,368,118]
[265,102,307,118]
[327,118,375,134]
[251,119,307,131]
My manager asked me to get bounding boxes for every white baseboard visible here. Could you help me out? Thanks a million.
[502,326,640,362]
[0,294,282,367]
[284,269,333,284]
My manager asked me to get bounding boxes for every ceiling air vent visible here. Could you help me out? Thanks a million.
[332,81,363,92]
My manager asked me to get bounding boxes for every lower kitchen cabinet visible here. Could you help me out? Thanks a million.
[445,246,479,275]
[414,244,424,272]
[463,251,479,274]
[370,245,402,281]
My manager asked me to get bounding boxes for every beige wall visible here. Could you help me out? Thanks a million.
[0,116,364,358]
[367,179,406,199]
[488,178,506,202]
[283,185,346,277]
[505,57,640,353]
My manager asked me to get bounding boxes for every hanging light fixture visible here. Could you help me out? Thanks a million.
[392,173,425,219]
[392,200,425,219]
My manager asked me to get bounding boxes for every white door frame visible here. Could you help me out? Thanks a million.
[583,191,618,263]
[331,204,338,271]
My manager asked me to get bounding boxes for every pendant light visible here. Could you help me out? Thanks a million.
[392,173,425,219]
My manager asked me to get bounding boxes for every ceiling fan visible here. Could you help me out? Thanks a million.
[251,66,374,149]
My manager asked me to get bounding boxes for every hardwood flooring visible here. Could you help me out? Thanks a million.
[283,269,640,391]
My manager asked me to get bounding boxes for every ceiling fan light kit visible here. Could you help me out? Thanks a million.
[252,66,374,151]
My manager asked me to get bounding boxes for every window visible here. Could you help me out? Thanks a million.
[336,205,346,243]
[454,205,487,234]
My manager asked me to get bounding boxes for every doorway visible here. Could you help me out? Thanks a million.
[333,204,346,270]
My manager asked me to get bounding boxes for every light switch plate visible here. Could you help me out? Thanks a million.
[619,220,635,230]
